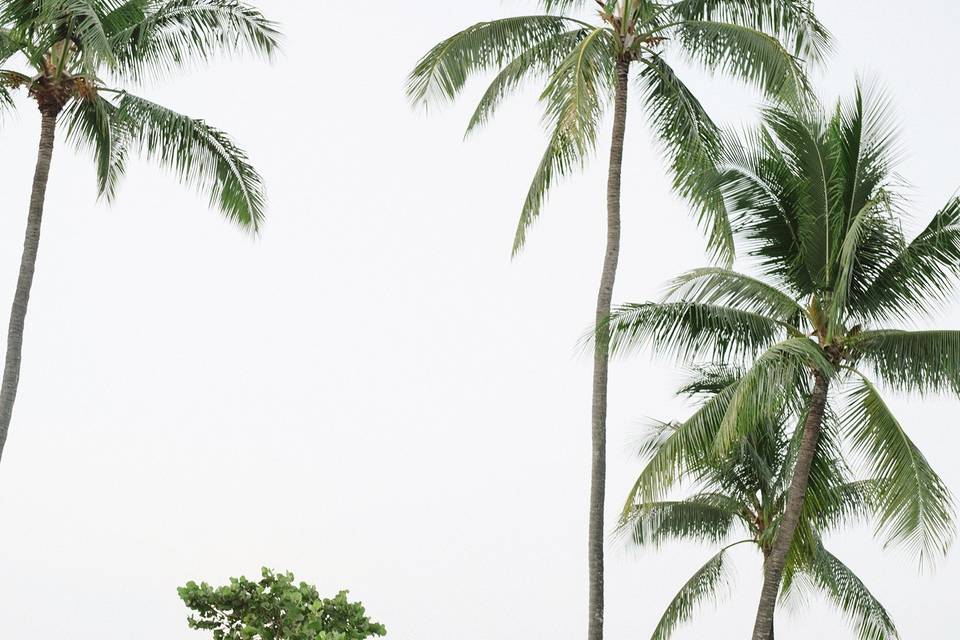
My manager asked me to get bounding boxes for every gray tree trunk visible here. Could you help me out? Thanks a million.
[0,112,58,462]
[750,371,830,640]
[588,57,629,640]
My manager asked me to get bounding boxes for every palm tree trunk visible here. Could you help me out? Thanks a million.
[751,371,830,640]
[588,57,629,640]
[0,112,58,463]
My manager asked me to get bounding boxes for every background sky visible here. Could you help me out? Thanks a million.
[0,1,958,638]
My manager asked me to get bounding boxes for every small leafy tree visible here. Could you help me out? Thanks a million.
[178,568,387,640]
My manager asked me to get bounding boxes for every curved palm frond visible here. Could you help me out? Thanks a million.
[113,92,265,231]
[108,0,278,81]
[804,545,899,640]
[512,27,615,254]
[842,376,955,565]
[62,93,127,199]
[637,56,731,262]
[625,378,740,505]
[406,15,576,107]
[623,495,740,548]
[853,198,960,324]
[674,20,809,102]
[649,544,742,640]
[465,27,586,135]
[605,301,786,363]
[663,267,806,324]
[853,330,960,396]
[714,337,831,453]
[669,0,831,63]
[827,192,893,337]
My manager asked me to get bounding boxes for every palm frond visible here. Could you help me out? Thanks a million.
[465,28,586,135]
[804,545,900,640]
[512,27,615,254]
[62,93,126,199]
[605,301,786,363]
[637,56,730,262]
[663,267,805,324]
[109,0,279,82]
[625,378,740,505]
[714,337,831,453]
[623,496,740,549]
[853,330,960,396]
[842,376,955,565]
[406,15,576,107]
[669,0,831,63]
[853,198,960,324]
[650,545,740,640]
[114,92,265,231]
[674,19,809,102]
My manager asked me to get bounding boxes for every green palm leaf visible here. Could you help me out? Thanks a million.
[674,20,809,102]
[623,496,739,548]
[853,330,960,396]
[637,57,730,262]
[513,27,615,254]
[842,376,955,565]
[853,198,960,324]
[114,92,265,230]
[606,301,787,363]
[663,267,806,324]
[406,15,576,107]
[465,27,586,136]
[649,544,741,640]
[109,0,280,81]
[804,545,899,640]
[670,0,831,63]
[62,93,126,199]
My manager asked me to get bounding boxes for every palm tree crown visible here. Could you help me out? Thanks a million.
[407,0,829,256]
[0,0,278,228]
[606,84,958,638]
[624,366,898,640]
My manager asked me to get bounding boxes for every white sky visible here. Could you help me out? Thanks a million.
[0,1,958,638]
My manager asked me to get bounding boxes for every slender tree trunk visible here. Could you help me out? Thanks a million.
[0,112,58,463]
[751,371,830,640]
[588,57,629,640]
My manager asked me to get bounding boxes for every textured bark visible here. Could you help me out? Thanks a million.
[750,372,830,640]
[0,112,58,462]
[587,57,629,640]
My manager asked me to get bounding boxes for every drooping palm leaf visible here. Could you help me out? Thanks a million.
[113,92,265,230]
[842,376,955,565]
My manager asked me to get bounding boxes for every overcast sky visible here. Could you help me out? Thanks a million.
[0,1,958,638]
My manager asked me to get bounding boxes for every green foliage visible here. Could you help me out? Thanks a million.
[610,84,957,571]
[407,0,828,258]
[178,568,386,640]
[0,0,276,230]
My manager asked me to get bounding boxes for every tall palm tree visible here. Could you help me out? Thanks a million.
[406,4,829,637]
[0,0,278,462]
[605,85,958,640]
[623,365,899,640]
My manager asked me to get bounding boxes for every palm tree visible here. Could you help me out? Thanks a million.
[406,4,829,637]
[0,0,278,462]
[623,365,899,640]
[605,84,958,640]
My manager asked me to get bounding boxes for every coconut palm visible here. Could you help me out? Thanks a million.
[605,84,958,640]
[406,4,829,636]
[624,365,898,640]
[0,0,277,462]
